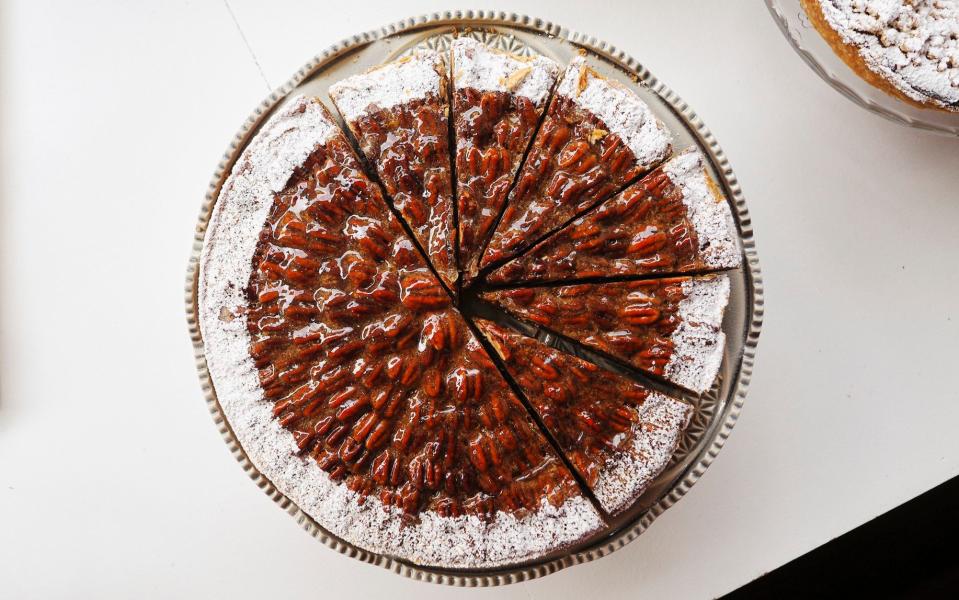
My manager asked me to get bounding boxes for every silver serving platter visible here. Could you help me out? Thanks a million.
[185,11,764,586]
[767,0,959,137]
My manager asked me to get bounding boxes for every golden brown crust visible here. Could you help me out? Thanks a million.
[800,0,954,112]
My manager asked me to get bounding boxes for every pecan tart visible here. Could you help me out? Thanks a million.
[330,51,458,289]
[198,38,744,572]
[477,319,693,515]
[450,37,561,283]
[481,275,730,394]
[488,149,741,285]
[199,95,603,569]
[480,55,673,271]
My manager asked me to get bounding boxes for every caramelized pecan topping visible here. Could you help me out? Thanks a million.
[480,95,646,270]
[489,163,702,284]
[343,97,458,290]
[245,135,581,518]
[453,88,541,282]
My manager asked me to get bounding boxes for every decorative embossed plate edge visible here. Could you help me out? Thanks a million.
[185,10,764,586]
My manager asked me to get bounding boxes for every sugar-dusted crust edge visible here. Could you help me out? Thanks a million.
[592,393,692,515]
[801,0,958,113]
[450,37,561,106]
[554,55,672,171]
[662,148,742,271]
[329,50,447,122]
[665,275,730,395]
[197,95,604,569]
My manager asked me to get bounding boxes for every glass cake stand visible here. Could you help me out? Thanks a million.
[767,0,959,137]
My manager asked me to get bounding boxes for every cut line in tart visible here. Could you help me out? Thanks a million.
[450,37,561,284]
[330,51,459,290]
[476,319,693,516]
[199,95,603,569]
[481,275,730,394]
[479,55,673,272]
[488,148,741,285]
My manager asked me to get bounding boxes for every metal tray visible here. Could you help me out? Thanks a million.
[767,0,959,137]
[185,10,764,586]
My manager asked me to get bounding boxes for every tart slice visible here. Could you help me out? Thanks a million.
[488,149,741,285]
[329,51,458,290]
[476,319,692,515]
[481,275,730,394]
[450,37,561,282]
[480,55,673,271]
[199,95,603,569]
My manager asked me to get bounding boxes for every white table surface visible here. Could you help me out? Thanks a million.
[2,1,958,598]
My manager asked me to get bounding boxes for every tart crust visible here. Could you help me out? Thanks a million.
[199,95,604,569]
[478,320,693,515]
[488,148,741,285]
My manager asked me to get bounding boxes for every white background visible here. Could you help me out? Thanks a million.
[2,1,958,598]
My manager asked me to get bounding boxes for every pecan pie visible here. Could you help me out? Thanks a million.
[450,37,561,283]
[198,39,743,572]
[199,96,603,569]
[477,319,693,515]
[488,149,741,285]
[330,51,458,289]
[481,275,730,394]
[480,55,673,271]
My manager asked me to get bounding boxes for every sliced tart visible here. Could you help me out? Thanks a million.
[488,148,741,285]
[450,37,561,283]
[481,275,730,394]
[329,51,458,290]
[198,95,603,569]
[477,319,692,515]
[480,55,673,271]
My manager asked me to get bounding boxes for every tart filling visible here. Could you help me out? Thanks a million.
[200,95,603,569]
[481,275,730,394]
[478,320,693,515]
[489,148,741,285]
[480,56,672,270]
[451,37,561,282]
[330,51,459,289]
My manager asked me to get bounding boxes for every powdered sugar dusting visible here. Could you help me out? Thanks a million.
[816,0,959,110]
[663,149,741,270]
[329,51,445,122]
[665,275,730,394]
[451,37,561,106]
[198,95,603,569]
[555,56,672,170]
[592,393,692,515]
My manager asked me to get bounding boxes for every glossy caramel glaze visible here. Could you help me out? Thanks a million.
[480,95,645,270]
[346,97,458,290]
[477,320,655,487]
[489,164,705,284]
[245,134,582,518]
[453,88,541,283]
[482,279,696,382]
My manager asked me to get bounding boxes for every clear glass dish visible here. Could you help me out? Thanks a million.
[767,0,959,137]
